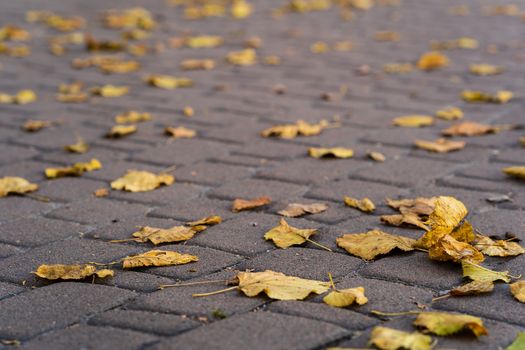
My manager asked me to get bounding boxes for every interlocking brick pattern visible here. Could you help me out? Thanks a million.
[0,0,524,349]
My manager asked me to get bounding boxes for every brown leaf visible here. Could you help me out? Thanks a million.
[417,51,449,71]
[122,250,198,268]
[450,280,494,296]
[415,138,466,153]
[337,230,416,261]
[344,196,375,213]
[442,121,498,136]
[380,212,429,231]
[428,235,484,264]
[278,203,328,217]
[232,196,271,212]
[165,126,197,139]
[0,177,38,197]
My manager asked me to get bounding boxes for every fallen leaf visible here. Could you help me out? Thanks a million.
[435,106,463,120]
[185,35,224,48]
[91,85,129,97]
[510,281,525,303]
[428,235,484,263]
[473,235,524,257]
[180,59,215,70]
[393,115,433,127]
[13,90,37,104]
[323,287,368,307]
[461,90,513,104]
[337,230,416,261]
[232,196,271,212]
[264,218,322,249]
[417,51,449,71]
[106,124,137,138]
[165,126,197,139]
[470,64,504,76]
[111,170,174,192]
[122,250,198,268]
[450,280,494,296]
[344,196,375,213]
[261,120,330,138]
[414,311,488,336]
[506,332,525,350]
[56,81,88,102]
[462,260,511,283]
[45,159,102,178]
[64,138,88,153]
[381,213,429,231]
[450,221,475,243]
[308,147,354,159]
[442,121,498,136]
[430,37,478,50]
[369,326,433,350]
[383,63,413,74]
[146,74,193,89]
[503,166,525,180]
[415,138,466,153]
[131,225,200,244]
[236,270,330,300]
[183,106,194,117]
[226,48,256,65]
[34,264,113,280]
[278,202,328,217]
[187,215,222,227]
[94,188,109,197]
[368,151,386,162]
[374,31,400,42]
[381,197,436,230]
[23,120,52,132]
[115,111,151,124]
[231,0,252,18]
[103,7,155,30]
[0,177,38,197]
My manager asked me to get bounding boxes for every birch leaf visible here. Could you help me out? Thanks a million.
[369,326,433,350]
[165,126,196,139]
[264,218,317,249]
[91,85,129,97]
[180,59,215,70]
[226,48,256,66]
[187,215,222,227]
[111,170,174,192]
[442,121,498,136]
[122,250,198,268]
[415,138,465,153]
[393,115,433,127]
[323,287,368,307]
[344,196,375,213]
[23,120,52,132]
[64,138,88,153]
[106,124,137,138]
[450,280,494,296]
[461,90,513,104]
[462,260,511,283]
[0,177,38,197]
[236,270,330,300]
[45,159,101,178]
[146,75,193,89]
[308,147,354,159]
[232,196,271,212]
[435,106,463,120]
[417,51,449,71]
[185,35,223,48]
[337,230,416,261]
[34,264,113,280]
[381,213,429,231]
[115,111,151,124]
[382,197,436,230]
[130,226,198,244]
[414,311,488,336]
[14,89,37,104]
[368,151,386,162]
[503,166,525,180]
[261,120,330,138]
[510,281,525,303]
[428,235,484,264]
[450,221,475,243]
[473,235,524,257]
[278,202,328,217]
[470,64,504,76]
[506,332,525,350]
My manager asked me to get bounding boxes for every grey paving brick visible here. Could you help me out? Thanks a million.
[0,281,25,300]
[208,178,307,201]
[0,144,38,165]
[175,161,254,185]
[0,197,55,221]
[36,177,108,202]
[108,182,204,206]
[148,198,235,221]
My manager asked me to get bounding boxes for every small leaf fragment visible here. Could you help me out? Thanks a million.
[278,202,328,217]
[23,120,52,132]
[470,64,504,76]
[34,264,113,280]
[122,250,198,268]
[510,281,525,303]
[226,48,256,66]
[417,51,449,71]
[442,121,498,136]
[368,151,386,162]
[91,85,129,97]
[146,75,193,89]
[393,115,433,128]
[111,170,174,192]
[461,90,513,104]
[64,138,88,153]
[264,218,318,249]
[94,188,109,197]
[165,126,196,139]
[503,166,525,180]
[414,138,466,153]
[0,177,38,197]
[115,111,151,124]
[369,326,434,350]
[450,280,494,297]
[106,124,137,138]
[436,106,463,120]
[185,35,223,48]
[308,147,354,159]
[344,196,375,213]
[414,311,488,336]
[45,159,102,178]
[232,196,271,212]
[462,260,511,283]
[323,287,368,307]
[337,230,416,261]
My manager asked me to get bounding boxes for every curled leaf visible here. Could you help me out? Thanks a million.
[34,264,113,280]
[146,75,193,89]
[45,159,101,178]
[165,126,197,139]
[115,111,151,124]
[414,311,488,336]
[503,166,525,180]
[106,124,137,138]
[450,280,494,297]
[0,177,38,197]
[264,218,319,249]
[122,250,198,268]
[323,287,368,307]
[369,326,433,350]
[232,196,271,212]
[308,147,354,159]
[510,281,525,303]
[417,51,449,71]
[344,196,375,213]
[278,202,328,217]
[414,138,466,153]
[337,230,416,261]
[435,106,463,120]
[393,115,433,127]
[187,215,222,227]
[111,170,174,192]
[462,260,511,283]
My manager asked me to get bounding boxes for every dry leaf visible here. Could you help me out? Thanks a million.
[91,85,129,97]
[393,115,433,127]
[430,37,478,50]
[323,287,368,307]
[106,124,137,138]
[183,106,194,117]
[131,225,199,244]
[450,280,494,296]
[369,326,433,350]
[461,90,513,104]
[428,235,484,264]
[23,120,52,132]
[232,196,271,212]
[111,170,174,192]
[506,332,525,350]
[382,197,435,230]
[10,90,37,104]
[165,126,197,139]
[115,111,151,124]
[473,235,524,257]
[64,138,88,153]
[94,188,109,197]
[344,196,375,213]
[278,203,328,217]
[462,260,511,283]
[414,138,466,153]
[417,51,449,71]
[368,151,386,162]
[185,35,223,48]
[180,59,215,70]
[414,311,488,336]
[231,0,252,18]
[226,48,256,66]
[503,166,525,180]
[122,250,198,268]
[261,120,330,138]
[309,147,354,159]
[0,177,38,197]
[337,230,416,261]
[442,121,498,136]
[470,64,504,76]
[236,270,330,300]
[383,63,413,74]
[146,75,193,89]
[450,221,475,243]
[34,264,113,280]
[264,218,319,249]
[436,106,463,120]
[510,281,525,303]
[381,213,429,231]
[56,81,88,102]
[45,159,102,179]
[374,31,400,42]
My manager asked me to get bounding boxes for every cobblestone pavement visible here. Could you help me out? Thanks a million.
[1,0,525,349]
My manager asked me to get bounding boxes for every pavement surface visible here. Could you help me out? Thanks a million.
[0,0,525,349]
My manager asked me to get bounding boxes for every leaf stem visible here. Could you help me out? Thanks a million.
[306,238,332,252]
[192,286,238,297]
[327,272,336,290]
[22,193,51,202]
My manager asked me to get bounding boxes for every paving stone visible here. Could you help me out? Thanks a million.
[84,160,165,182]
[21,325,156,350]
[0,160,50,183]
[0,144,38,165]
[109,182,205,206]
[149,311,350,350]
[175,161,254,185]
[0,281,25,300]
[36,177,108,202]
[86,216,183,241]
[149,198,235,221]
[0,242,23,258]
[0,197,55,221]
[89,309,199,336]
[468,209,525,239]
[0,283,137,339]
[208,178,307,201]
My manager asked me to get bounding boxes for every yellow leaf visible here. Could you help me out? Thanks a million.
[383,63,413,74]
[369,326,433,350]
[183,106,194,117]
[368,151,386,162]
[309,147,354,159]
[382,197,435,230]
[450,280,494,296]
[45,159,102,179]
[180,59,215,70]
[23,120,52,132]
[226,48,256,66]
[232,196,271,212]
[323,287,368,307]
[185,35,224,48]
[473,235,524,257]
[337,230,416,261]
[14,89,37,104]
[392,115,433,127]
[344,196,375,213]
[34,264,113,280]
[462,260,511,283]
[131,225,199,244]
[236,270,330,300]
[435,106,463,120]
[122,250,198,268]
[165,126,197,139]
[94,188,109,197]
[115,111,151,124]
[187,215,222,227]
[0,25,31,41]
[450,221,475,243]
[0,177,38,197]
[470,64,504,76]
[261,120,330,138]
[417,51,449,71]
[428,235,484,264]
[510,281,525,303]
[374,31,400,42]
[111,170,174,192]
[461,90,513,104]
[442,121,498,136]
[414,311,488,336]
[310,41,329,53]
[503,166,525,180]
[506,332,525,350]
[106,124,137,138]
[278,202,328,217]
[64,138,88,153]
[414,138,466,153]
[103,7,155,30]
[99,59,140,74]
[146,74,193,89]
[264,218,318,249]
[231,0,252,18]
[91,85,129,97]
